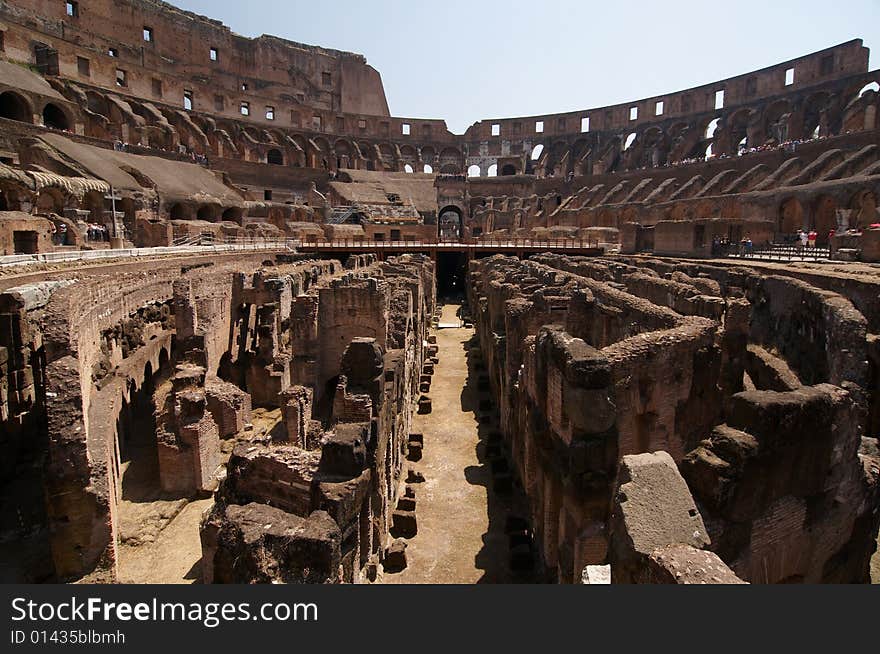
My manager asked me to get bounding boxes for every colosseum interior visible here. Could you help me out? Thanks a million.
[0,0,878,585]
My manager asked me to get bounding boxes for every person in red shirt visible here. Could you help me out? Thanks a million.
[807,230,817,248]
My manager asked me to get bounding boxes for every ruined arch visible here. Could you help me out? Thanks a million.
[222,207,244,224]
[266,148,284,165]
[438,147,463,173]
[197,204,222,222]
[438,204,463,240]
[42,103,70,130]
[168,202,191,220]
[35,187,66,215]
[334,139,353,169]
[0,91,33,123]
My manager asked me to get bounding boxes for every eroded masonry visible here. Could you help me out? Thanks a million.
[0,0,878,584]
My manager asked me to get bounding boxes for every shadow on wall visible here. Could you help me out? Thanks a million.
[460,335,539,584]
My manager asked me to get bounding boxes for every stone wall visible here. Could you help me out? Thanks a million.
[467,252,879,583]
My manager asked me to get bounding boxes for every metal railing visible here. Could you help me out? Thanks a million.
[724,243,831,261]
[297,238,601,250]
[0,238,295,268]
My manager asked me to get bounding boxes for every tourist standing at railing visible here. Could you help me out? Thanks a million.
[808,230,817,249]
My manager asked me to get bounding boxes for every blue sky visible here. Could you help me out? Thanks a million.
[173,0,880,134]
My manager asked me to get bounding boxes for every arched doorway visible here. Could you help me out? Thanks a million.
[438,205,463,241]
[42,103,69,130]
[0,91,32,123]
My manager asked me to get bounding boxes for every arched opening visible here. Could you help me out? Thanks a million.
[705,144,714,159]
[222,206,243,223]
[858,82,880,98]
[501,164,517,176]
[423,164,433,174]
[0,91,32,123]
[404,163,414,174]
[487,163,497,177]
[35,189,64,215]
[42,103,69,130]
[197,204,221,222]
[82,189,106,225]
[169,203,187,220]
[778,197,804,235]
[467,164,481,178]
[623,132,637,151]
[530,144,544,161]
[737,136,748,155]
[266,148,283,165]
[438,205,463,241]
[440,164,459,174]
[439,147,463,172]
[0,186,22,212]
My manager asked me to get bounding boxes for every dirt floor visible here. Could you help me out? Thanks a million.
[113,408,284,584]
[380,303,535,584]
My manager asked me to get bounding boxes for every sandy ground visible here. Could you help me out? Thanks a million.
[381,304,534,584]
[116,499,212,584]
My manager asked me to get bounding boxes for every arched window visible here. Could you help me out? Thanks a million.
[404,163,414,173]
[423,164,433,174]
[467,164,481,177]
[487,163,497,177]
[530,144,544,161]
[705,144,714,159]
[623,132,637,150]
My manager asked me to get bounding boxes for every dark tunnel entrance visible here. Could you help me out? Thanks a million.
[437,252,467,299]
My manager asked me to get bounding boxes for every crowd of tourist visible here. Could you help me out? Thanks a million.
[86,223,110,242]
[113,140,209,165]
[664,134,828,169]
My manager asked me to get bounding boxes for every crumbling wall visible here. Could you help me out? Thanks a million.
[468,252,879,584]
